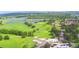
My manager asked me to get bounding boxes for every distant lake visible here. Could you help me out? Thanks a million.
[0,17,48,24]
[5,17,27,24]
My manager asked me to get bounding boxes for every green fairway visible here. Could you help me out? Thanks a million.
[0,23,33,32]
[0,34,35,48]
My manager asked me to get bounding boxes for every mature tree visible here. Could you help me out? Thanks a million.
[0,35,3,40]
[4,35,10,40]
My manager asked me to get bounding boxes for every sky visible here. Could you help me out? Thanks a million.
[0,0,79,12]
[0,11,16,14]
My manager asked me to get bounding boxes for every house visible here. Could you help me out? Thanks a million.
[33,38,59,48]
[53,43,70,48]
[33,36,71,48]
[64,18,79,25]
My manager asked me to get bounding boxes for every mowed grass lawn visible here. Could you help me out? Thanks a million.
[0,23,33,32]
[0,34,35,48]
[0,22,53,48]
[0,23,36,48]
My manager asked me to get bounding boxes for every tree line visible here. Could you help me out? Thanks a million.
[0,29,34,38]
